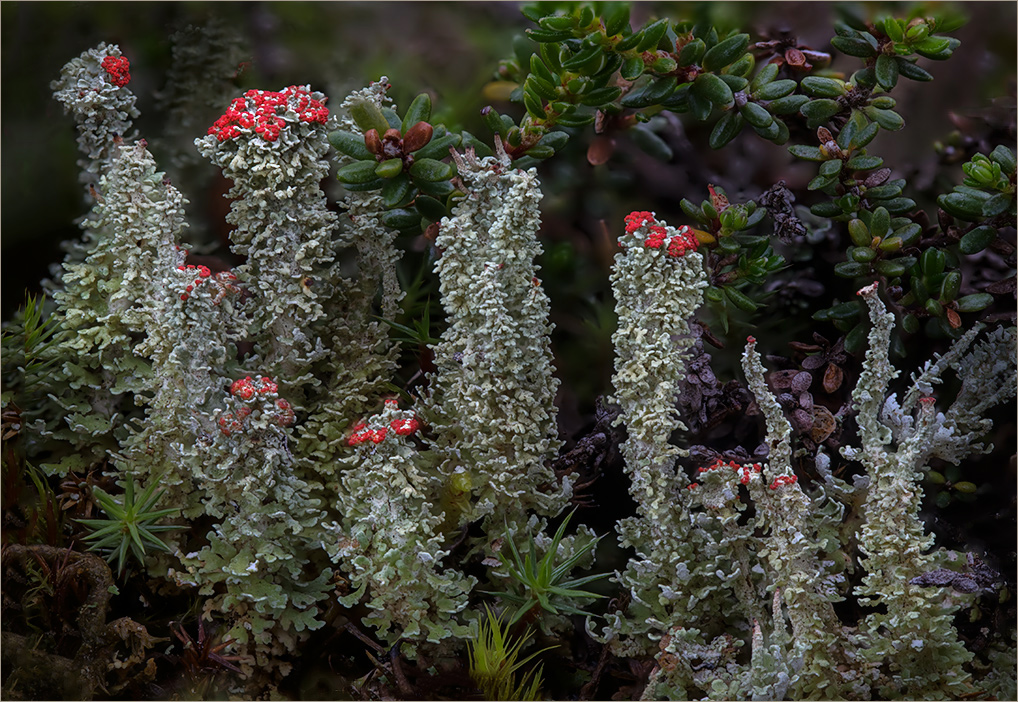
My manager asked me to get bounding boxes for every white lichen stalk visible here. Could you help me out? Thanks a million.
[332,401,474,654]
[45,141,188,475]
[425,141,567,531]
[741,336,857,696]
[602,212,710,658]
[51,42,139,202]
[610,213,706,514]
[195,85,339,404]
[48,43,140,296]
[88,140,231,517]
[126,256,246,525]
[174,372,331,677]
[847,282,982,698]
[297,79,403,479]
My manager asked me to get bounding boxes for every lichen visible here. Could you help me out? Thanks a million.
[423,142,569,533]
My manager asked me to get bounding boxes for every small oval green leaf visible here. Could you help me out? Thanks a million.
[801,76,848,98]
[959,225,998,255]
[724,285,759,311]
[956,293,994,313]
[381,208,420,231]
[375,157,405,179]
[753,79,796,101]
[337,159,382,184]
[329,130,373,160]
[409,157,455,182]
[702,33,751,72]
[800,98,842,129]
[835,261,869,277]
[739,101,774,129]
[401,93,432,135]
[768,94,810,115]
[709,110,744,149]
[875,54,899,90]
[693,72,735,107]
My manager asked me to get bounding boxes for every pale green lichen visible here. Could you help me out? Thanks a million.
[604,264,1013,699]
[296,78,403,481]
[424,141,569,532]
[194,84,340,405]
[601,213,709,656]
[44,141,189,476]
[50,42,139,200]
[173,374,332,676]
[845,282,994,699]
[331,401,474,651]
[742,337,857,697]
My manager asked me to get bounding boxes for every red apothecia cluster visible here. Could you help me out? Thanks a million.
[208,86,329,143]
[275,399,296,427]
[738,464,762,484]
[347,400,422,446]
[230,375,278,400]
[691,457,764,489]
[178,264,211,301]
[623,211,699,258]
[769,474,799,490]
[178,265,241,305]
[101,55,130,87]
[218,406,252,436]
[217,375,294,436]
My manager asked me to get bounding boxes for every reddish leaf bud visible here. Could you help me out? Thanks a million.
[402,121,434,153]
[364,129,383,156]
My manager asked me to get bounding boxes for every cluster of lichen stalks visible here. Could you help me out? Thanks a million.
[7,25,1014,701]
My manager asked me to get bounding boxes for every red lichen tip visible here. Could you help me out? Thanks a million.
[228,375,277,400]
[347,425,390,446]
[644,225,668,249]
[101,55,131,87]
[736,462,762,485]
[623,213,698,257]
[207,85,329,143]
[217,409,248,436]
[390,417,421,436]
[255,376,278,395]
[624,211,657,235]
[769,474,799,490]
[665,225,699,258]
[699,457,740,474]
[275,398,296,427]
